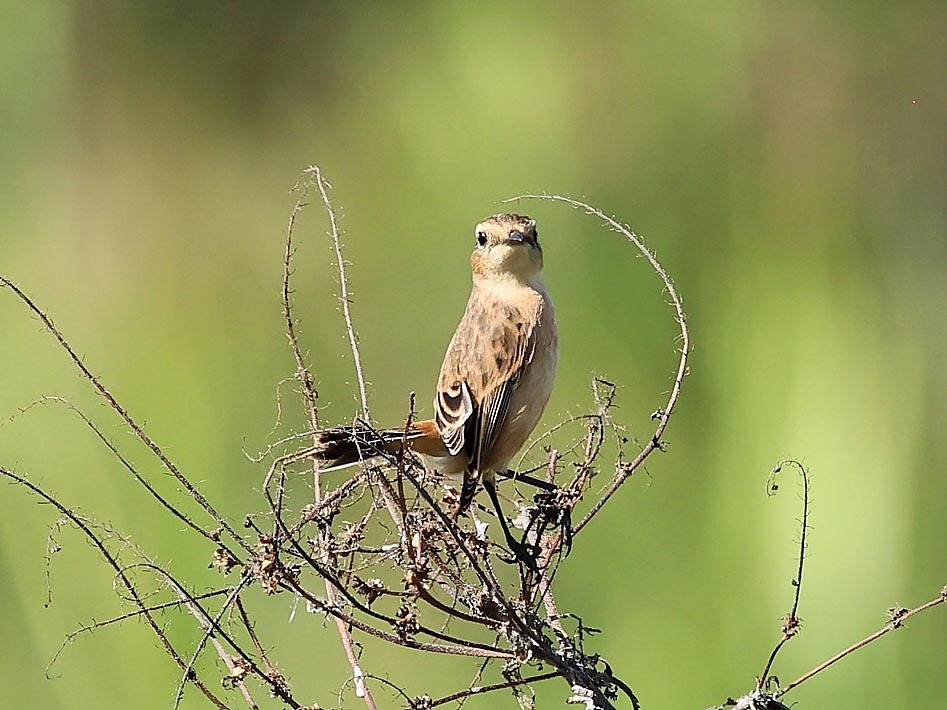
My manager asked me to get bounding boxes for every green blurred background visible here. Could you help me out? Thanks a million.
[1,2,945,708]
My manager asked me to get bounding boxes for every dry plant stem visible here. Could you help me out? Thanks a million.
[358,454,407,532]
[396,466,510,604]
[454,656,493,710]
[0,275,251,555]
[283,166,323,497]
[281,579,514,658]
[44,516,68,607]
[414,581,500,627]
[427,670,564,707]
[173,572,255,710]
[514,413,602,473]
[541,585,567,646]
[308,166,406,537]
[776,587,947,699]
[350,674,417,707]
[47,588,232,675]
[394,393,418,513]
[235,597,279,678]
[527,451,564,609]
[54,510,265,701]
[244,422,317,464]
[715,462,944,708]
[758,460,810,689]
[261,431,518,660]
[310,165,371,421]
[125,560,301,708]
[503,194,690,534]
[285,168,379,710]
[350,426,408,531]
[288,470,367,536]
[327,592,377,707]
[532,447,572,603]
[535,389,609,571]
[0,466,231,710]
[273,517,510,654]
[16,395,214,546]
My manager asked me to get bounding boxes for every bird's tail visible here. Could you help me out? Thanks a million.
[313,419,446,470]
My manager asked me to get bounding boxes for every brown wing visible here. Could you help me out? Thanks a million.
[433,289,536,470]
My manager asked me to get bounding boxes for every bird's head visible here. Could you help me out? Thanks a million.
[470,213,543,283]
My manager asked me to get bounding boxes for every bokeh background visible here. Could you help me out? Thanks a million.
[1,2,945,708]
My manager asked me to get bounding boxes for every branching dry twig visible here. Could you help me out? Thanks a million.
[0,466,233,710]
[46,588,232,677]
[776,586,947,698]
[2,170,940,710]
[0,276,250,556]
[713,462,945,709]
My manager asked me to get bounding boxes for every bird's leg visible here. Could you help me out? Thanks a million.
[496,469,556,491]
[483,477,538,571]
[557,506,573,555]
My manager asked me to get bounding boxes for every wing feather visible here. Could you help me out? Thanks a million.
[433,288,538,469]
[434,381,473,455]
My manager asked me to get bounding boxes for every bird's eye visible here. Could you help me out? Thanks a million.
[533,230,539,243]
[476,231,487,247]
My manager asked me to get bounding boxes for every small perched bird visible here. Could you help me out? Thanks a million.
[314,213,558,564]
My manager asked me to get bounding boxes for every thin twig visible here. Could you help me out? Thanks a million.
[427,670,564,707]
[283,171,322,457]
[242,376,305,463]
[0,466,231,710]
[776,586,947,698]
[234,596,277,678]
[173,572,255,710]
[0,275,251,554]
[47,588,232,677]
[131,560,301,708]
[273,522,511,654]
[310,165,371,420]
[13,395,221,545]
[283,579,515,659]
[283,167,379,710]
[758,459,811,689]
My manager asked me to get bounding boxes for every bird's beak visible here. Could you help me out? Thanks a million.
[506,231,525,245]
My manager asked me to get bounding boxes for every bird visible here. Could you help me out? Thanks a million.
[313,213,558,566]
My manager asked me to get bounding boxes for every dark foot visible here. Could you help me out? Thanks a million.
[499,536,539,571]
[530,488,573,557]
[483,477,541,572]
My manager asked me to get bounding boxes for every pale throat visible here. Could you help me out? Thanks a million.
[474,266,547,296]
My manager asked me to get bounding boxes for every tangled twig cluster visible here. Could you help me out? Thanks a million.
[0,172,687,709]
[245,173,693,708]
[1,168,943,709]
